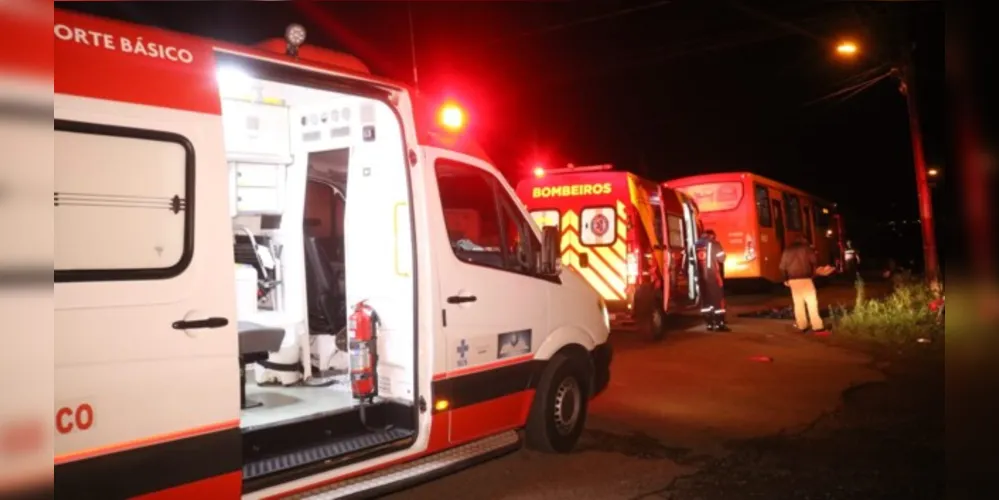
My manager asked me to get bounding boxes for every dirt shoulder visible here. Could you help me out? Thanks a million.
[658,338,944,500]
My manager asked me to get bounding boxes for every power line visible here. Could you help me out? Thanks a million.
[831,71,893,103]
[827,62,892,89]
[728,0,826,42]
[802,68,894,106]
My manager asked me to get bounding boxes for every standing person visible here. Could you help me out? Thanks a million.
[843,240,860,278]
[695,229,729,332]
[779,236,826,333]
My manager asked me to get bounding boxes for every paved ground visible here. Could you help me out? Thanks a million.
[384,283,943,500]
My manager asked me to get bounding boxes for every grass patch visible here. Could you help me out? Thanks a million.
[832,272,943,343]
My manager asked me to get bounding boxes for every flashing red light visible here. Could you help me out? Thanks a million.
[533,166,545,178]
[438,102,465,131]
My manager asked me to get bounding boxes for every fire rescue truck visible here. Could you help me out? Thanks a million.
[516,165,702,340]
[53,9,612,499]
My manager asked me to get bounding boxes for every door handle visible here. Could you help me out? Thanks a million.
[172,317,230,330]
[447,295,477,304]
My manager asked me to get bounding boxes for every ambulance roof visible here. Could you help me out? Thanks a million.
[54,8,492,164]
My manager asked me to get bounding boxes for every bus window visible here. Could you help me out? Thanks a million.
[772,199,786,249]
[802,205,813,243]
[783,193,803,231]
[580,207,617,246]
[530,209,560,229]
[754,184,772,227]
[678,182,744,212]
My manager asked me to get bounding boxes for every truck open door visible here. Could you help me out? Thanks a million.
[656,187,700,313]
[680,195,701,305]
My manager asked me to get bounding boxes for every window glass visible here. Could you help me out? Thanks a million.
[666,215,685,248]
[530,209,560,229]
[436,161,504,269]
[802,205,813,242]
[783,193,803,231]
[677,182,744,212]
[498,191,541,274]
[55,123,191,281]
[754,184,772,227]
[436,160,540,275]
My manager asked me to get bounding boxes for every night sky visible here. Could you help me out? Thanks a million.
[59,1,944,266]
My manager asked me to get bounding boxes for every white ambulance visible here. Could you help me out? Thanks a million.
[53,9,612,500]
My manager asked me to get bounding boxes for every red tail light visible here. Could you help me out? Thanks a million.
[626,243,640,285]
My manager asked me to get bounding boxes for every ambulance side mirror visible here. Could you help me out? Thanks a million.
[540,226,561,276]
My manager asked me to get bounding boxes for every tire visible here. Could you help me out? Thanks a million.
[649,304,667,341]
[525,352,591,453]
[638,292,667,341]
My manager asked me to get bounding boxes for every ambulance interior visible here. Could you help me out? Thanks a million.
[217,55,417,484]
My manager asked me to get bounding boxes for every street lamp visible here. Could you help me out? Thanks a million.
[835,40,859,57]
[927,167,940,177]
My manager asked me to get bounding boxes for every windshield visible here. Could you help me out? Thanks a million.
[676,181,744,212]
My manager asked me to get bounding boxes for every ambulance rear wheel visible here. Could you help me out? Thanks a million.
[648,305,667,341]
[526,352,590,454]
[638,295,667,341]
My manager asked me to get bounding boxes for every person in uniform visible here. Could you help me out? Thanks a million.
[695,229,729,332]
[843,240,860,278]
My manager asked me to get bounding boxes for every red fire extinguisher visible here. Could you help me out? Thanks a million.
[348,300,379,402]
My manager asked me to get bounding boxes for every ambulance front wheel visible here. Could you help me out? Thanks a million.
[526,351,591,454]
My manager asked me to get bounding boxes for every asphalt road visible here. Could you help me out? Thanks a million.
[382,283,930,500]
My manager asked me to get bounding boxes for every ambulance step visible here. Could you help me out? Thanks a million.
[290,430,521,500]
[244,427,414,482]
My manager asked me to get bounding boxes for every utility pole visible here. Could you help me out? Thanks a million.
[895,45,940,287]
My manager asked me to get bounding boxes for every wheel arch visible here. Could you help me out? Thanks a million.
[533,327,597,398]
[534,325,596,361]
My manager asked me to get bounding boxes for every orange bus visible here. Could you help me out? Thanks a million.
[663,172,845,283]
